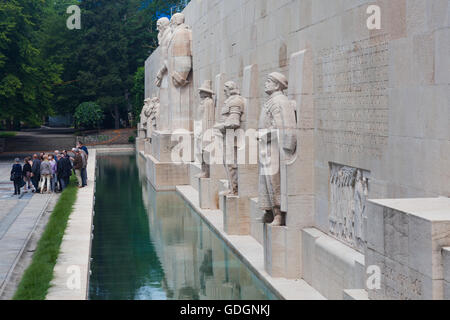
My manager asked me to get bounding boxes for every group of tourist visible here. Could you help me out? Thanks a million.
[10,142,89,196]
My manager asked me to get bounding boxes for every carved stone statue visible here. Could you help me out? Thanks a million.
[166,13,193,130]
[195,80,215,178]
[155,17,171,88]
[140,98,152,136]
[214,81,245,195]
[258,72,297,226]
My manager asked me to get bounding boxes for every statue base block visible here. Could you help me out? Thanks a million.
[144,139,152,155]
[221,194,251,235]
[264,224,302,279]
[199,178,218,209]
[136,137,146,153]
[143,152,190,191]
[250,198,265,245]
[151,130,194,163]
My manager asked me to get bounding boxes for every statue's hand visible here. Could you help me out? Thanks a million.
[155,76,162,87]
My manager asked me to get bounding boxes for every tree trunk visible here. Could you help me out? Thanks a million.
[114,105,120,129]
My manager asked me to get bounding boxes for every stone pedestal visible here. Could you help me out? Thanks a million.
[199,178,213,209]
[250,198,264,245]
[263,225,301,279]
[136,137,145,153]
[366,197,450,300]
[144,139,152,155]
[144,152,190,191]
[140,130,194,191]
[221,194,251,236]
[151,130,194,163]
[302,228,365,299]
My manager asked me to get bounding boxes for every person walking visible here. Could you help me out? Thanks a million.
[11,158,23,196]
[40,155,52,194]
[22,157,33,191]
[31,154,41,193]
[73,149,84,188]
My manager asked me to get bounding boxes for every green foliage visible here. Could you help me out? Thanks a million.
[0,0,186,129]
[74,102,104,129]
[128,135,136,143]
[0,131,17,137]
[13,175,78,300]
[0,0,64,129]
[131,67,145,126]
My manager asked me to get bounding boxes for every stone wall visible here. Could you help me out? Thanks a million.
[145,0,449,228]
[143,0,450,299]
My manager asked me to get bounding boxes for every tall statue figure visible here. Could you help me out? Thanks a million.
[195,80,215,178]
[140,98,152,137]
[154,17,172,131]
[166,13,193,131]
[214,81,245,195]
[258,72,297,226]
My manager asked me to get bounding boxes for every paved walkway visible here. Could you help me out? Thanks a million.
[0,162,53,294]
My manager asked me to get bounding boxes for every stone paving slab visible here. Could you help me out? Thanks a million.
[0,160,53,294]
[46,150,96,300]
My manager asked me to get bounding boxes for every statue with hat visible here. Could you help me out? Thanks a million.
[195,80,215,178]
[258,72,297,226]
[214,81,245,195]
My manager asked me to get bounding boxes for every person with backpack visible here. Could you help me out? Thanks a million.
[11,158,23,196]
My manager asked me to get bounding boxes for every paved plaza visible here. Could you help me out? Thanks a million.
[0,161,53,295]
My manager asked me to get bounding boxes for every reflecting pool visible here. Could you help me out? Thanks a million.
[89,154,277,300]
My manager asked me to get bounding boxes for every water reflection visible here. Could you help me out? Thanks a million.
[89,154,276,300]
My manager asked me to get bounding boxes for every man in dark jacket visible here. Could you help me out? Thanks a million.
[57,153,73,191]
[31,154,41,193]
[11,158,23,195]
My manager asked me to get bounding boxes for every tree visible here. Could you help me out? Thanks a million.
[74,102,104,129]
[131,67,145,126]
[0,0,63,129]
[72,0,183,129]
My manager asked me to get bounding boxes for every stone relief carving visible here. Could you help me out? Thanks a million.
[329,163,369,251]
[258,72,297,227]
[214,81,245,195]
[195,80,215,178]
[149,97,160,133]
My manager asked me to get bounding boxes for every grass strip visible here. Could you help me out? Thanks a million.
[13,175,79,300]
[0,131,17,138]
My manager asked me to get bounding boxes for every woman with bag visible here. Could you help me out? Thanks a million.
[11,158,23,196]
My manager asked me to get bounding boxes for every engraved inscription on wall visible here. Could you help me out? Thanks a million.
[315,35,389,159]
[329,163,369,252]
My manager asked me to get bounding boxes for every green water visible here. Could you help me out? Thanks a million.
[88,154,277,300]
